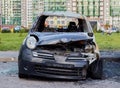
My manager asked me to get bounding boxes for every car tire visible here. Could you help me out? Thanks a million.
[88,59,103,79]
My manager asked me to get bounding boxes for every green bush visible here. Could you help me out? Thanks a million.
[18,29,29,37]
[116,30,120,33]
[20,29,29,33]
[14,28,29,33]
[93,25,97,33]
[96,29,102,33]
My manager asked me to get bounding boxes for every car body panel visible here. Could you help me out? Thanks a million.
[29,32,93,45]
[40,11,84,19]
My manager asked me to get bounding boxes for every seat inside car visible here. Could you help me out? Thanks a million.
[67,22,77,32]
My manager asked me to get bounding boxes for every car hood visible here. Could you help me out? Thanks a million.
[31,32,93,45]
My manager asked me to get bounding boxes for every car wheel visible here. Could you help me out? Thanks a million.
[88,59,103,79]
[18,73,28,78]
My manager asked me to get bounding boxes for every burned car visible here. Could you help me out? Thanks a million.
[18,11,103,80]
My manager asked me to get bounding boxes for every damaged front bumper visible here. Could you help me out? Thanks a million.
[18,47,97,80]
[19,59,89,80]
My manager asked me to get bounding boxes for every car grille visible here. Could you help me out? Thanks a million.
[32,51,54,60]
[34,64,83,77]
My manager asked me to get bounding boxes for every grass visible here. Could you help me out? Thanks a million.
[0,33,27,51]
[0,32,120,51]
[95,33,120,50]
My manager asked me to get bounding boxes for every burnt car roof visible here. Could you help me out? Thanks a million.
[40,11,84,19]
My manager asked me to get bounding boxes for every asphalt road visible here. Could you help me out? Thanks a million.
[0,61,120,88]
[0,51,120,88]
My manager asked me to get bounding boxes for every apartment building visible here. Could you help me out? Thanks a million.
[0,0,106,28]
[44,0,67,11]
[21,0,33,28]
[21,0,27,28]
[1,0,120,28]
[76,0,104,27]
[0,0,2,28]
[1,0,21,25]
[22,0,68,28]
[44,0,68,27]
[21,0,44,28]
[0,0,1,15]
[110,0,120,27]
[32,0,44,21]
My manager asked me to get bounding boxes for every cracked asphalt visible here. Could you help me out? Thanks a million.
[0,51,120,88]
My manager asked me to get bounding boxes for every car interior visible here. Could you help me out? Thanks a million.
[33,15,90,33]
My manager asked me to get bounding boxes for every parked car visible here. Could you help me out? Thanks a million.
[1,27,11,33]
[18,11,103,80]
[111,27,120,33]
[14,26,21,32]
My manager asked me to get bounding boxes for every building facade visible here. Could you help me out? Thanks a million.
[110,0,120,27]
[0,0,2,28]
[1,0,21,26]
[21,0,33,28]
[43,0,104,28]
[44,0,67,11]
[44,0,68,27]
[32,0,44,21]
[1,0,120,28]
[103,0,120,27]
[21,0,44,28]
[77,0,104,26]
[0,0,1,15]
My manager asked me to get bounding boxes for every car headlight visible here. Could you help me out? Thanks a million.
[26,36,37,49]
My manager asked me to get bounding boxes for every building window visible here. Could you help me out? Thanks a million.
[67,3,70,6]
[100,7,103,10]
[106,3,109,6]
[73,7,76,11]
[50,21,53,24]
[61,21,65,24]
[68,8,71,10]
[73,0,76,1]
[73,2,76,6]
[107,12,109,15]
[57,20,60,24]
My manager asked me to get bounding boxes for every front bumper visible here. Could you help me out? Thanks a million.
[18,47,90,80]
[19,59,89,80]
